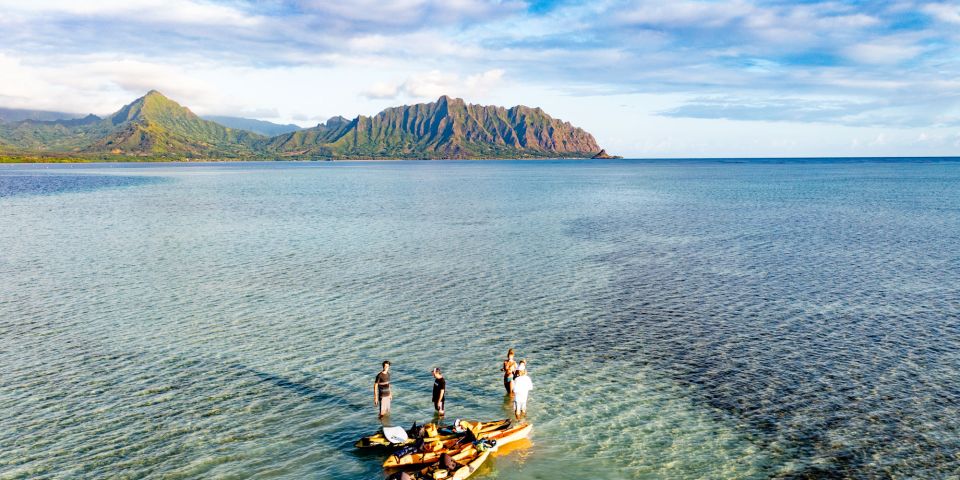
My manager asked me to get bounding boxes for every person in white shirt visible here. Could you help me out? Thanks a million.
[511,360,533,419]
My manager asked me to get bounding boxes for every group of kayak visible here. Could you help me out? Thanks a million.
[356,418,532,479]
[361,348,535,478]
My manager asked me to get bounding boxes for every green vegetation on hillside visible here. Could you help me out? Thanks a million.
[0,91,607,162]
[202,115,301,136]
[268,95,600,159]
[0,107,86,123]
[87,91,265,157]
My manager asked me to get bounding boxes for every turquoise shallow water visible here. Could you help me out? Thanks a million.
[1,159,959,479]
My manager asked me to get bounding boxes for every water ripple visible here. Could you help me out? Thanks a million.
[1,160,959,479]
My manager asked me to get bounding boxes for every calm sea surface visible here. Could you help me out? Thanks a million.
[1,159,959,479]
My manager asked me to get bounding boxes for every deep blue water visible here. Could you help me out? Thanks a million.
[1,159,959,479]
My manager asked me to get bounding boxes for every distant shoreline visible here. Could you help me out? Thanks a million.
[0,155,601,164]
[2,155,959,165]
[0,91,607,163]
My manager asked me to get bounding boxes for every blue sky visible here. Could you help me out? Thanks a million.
[1,0,959,157]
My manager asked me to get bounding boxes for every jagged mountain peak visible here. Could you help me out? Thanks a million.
[82,91,264,156]
[435,94,465,106]
[0,91,609,160]
[267,96,603,159]
[109,90,197,125]
[322,115,351,128]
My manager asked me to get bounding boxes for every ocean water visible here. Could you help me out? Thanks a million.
[1,159,958,479]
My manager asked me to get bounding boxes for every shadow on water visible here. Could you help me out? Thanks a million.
[228,362,364,412]
[225,362,378,456]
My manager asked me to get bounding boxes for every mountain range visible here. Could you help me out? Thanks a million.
[0,91,606,161]
[200,116,301,137]
[0,107,86,123]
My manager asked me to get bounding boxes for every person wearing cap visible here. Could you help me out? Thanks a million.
[374,361,392,419]
[431,367,446,417]
[511,360,533,419]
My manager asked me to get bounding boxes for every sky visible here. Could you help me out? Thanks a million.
[1,0,959,157]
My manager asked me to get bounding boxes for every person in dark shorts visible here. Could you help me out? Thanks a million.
[432,367,446,417]
[501,349,517,395]
[374,361,392,419]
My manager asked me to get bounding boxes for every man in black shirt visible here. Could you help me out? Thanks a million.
[432,367,446,417]
[374,361,392,419]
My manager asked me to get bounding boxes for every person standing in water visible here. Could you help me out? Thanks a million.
[501,349,518,396]
[511,360,533,419]
[432,367,446,417]
[374,361,392,419]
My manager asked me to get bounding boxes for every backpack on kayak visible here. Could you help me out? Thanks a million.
[474,438,497,452]
[440,452,458,471]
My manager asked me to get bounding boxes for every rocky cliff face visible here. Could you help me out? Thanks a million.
[267,96,602,159]
[591,149,621,159]
[0,92,609,160]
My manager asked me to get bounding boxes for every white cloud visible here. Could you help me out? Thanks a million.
[465,69,505,91]
[0,0,262,26]
[843,40,924,65]
[620,0,756,28]
[923,2,960,24]
[298,0,525,26]
[0,55,45,101]
[84,59,220,103]
[0,53,233,115]
[344,31,488,61]
[616,0,880,48]
[401,71,459,98]
[363,81,401,99]
[363,69,506,100]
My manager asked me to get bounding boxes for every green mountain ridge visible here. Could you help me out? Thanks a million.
[0,91,607,160]
[0,114,111,152]
[86,90,264,157]
[0,91,262,158]
[268,95,601,159]
[0,107,86,123]
[202,115,301,137]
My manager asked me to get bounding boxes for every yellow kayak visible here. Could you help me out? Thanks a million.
[383,423,532,468]
[355,419,511,449]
